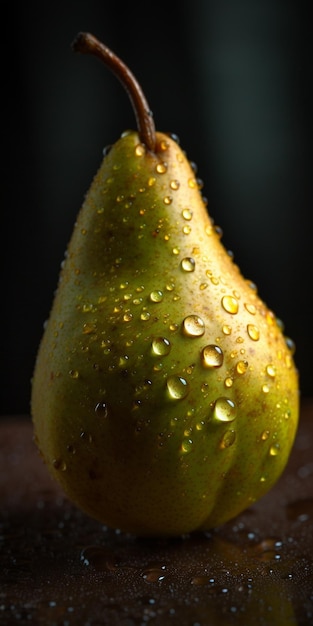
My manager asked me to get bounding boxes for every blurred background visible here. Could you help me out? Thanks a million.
[1,0,312,415]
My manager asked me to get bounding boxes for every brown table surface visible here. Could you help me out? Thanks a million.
[1,400,313,626]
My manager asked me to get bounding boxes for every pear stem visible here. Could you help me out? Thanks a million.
[72,32,156,152]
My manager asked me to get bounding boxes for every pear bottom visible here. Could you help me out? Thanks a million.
[32,351,299,536]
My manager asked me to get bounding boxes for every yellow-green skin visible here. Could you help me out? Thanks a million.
[31,131,299,536]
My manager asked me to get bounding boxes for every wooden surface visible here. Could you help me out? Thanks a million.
[1,400,313,625]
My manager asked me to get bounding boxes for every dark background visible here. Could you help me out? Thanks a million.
[1,1,312,415]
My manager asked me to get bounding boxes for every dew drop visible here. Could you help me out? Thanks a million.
[170,179,180,190]
[247,324,260,341]
[156,162,167,174]
[168,132,180,143]
[236,360,248,375]
[285,337,296,354]
[182,208,193,220]
[182,315,205,337]
[253,538,282,561]
[141,311,151,321]
[167,375,190,400]
[213,397,237,422]
[201,345,224,368]
[163,196,172,205]
[183,225,192,235]
[269,444,280,456]
[101,339,111,354]
[224,377,233,388]
[80,431,93,444]
[181,257,195,272]
[262,384,270,394]
[222,324,232,335]
[245,303,256,315]
[160,138,170,151]
[266,310,276,326]
[151,337,171,356]
[119,355,129,367]
[135,144,145,156]
[214,225,223,238]
[261,430,270,441]
[83,324,96,335]
[103,144,112,156]
[150,290,163,303]
[123,312,133,322]
[191,575,214,586]
[148,177,156,187]
[184,426,193,438]
[82,303,95,313]
[52,458,67,471]
[69,369,79,379]
[222,295,239,314]
[220,429,236,449]
[142,566,166,583]
[169,323,179,332]
[266,364,276,378]
[181,438,193,454]
[95,402,108,418]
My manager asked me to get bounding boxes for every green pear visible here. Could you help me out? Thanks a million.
[31,33,299,537]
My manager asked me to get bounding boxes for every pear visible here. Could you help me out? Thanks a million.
[31,33,299,537]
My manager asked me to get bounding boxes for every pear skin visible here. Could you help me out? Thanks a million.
[31,34,299,537]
